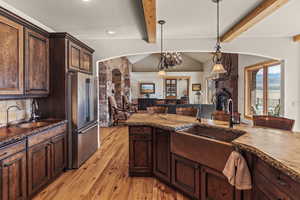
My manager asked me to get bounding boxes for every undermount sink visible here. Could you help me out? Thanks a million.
[17,121,50,129]
[182,124,245,142]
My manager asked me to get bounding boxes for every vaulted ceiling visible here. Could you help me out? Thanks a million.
[2,0,299,41]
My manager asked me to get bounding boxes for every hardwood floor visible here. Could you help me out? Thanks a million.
[33,126,190,200]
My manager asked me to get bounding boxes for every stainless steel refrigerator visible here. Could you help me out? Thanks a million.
[67,72,98,169]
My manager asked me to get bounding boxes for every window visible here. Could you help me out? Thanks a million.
[244,60,282,118]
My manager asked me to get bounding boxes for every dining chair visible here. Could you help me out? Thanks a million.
[253,115,294,131]
[108,96,130,125]
[147,106,167,114]
[176,107,197,117]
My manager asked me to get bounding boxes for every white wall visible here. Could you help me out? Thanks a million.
[131,72,205,104]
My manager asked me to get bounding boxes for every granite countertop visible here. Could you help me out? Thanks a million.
[126,113,200,131]
[126,113,300,181]
[0,119,67,147]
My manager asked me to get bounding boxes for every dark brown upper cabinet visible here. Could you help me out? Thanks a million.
[68,40,93,73]
[68,41,81,70]
[80,49,93,72]
[25,28,49,95]
[0,15,24,95]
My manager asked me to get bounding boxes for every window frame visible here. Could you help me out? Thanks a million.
[244,60,282,119]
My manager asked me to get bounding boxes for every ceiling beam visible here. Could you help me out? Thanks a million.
[221,0,289,43]
[142,0,156,43]
[293,34,300,42]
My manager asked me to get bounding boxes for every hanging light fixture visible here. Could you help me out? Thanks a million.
[211,0,227,74]
[157,20,183,76]
[157,20,167,76]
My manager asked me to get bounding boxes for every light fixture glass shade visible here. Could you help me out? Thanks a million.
[212,63,227,74]
[158,70,166,76]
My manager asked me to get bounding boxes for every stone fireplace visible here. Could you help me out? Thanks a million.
[214,53,239,112]
[215,88,231,112]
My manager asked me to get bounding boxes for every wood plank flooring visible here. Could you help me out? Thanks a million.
[33,126,190,200]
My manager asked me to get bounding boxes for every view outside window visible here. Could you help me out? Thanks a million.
[250,68,264,115]
[267,65,281,116]
[245,61,282,117]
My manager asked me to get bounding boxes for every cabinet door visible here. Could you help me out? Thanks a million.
[0,151,27,200]
[80,49,92,73]
[68,41,81,70]
[254,172,291,200]
[25,28,49,95]
[51,134,67,178]
[28,140,52,197]
[171,154,200,199]
[129,127,152,176]
[201,166,241,200]
[0,15,24,95]
[153,128,171,183]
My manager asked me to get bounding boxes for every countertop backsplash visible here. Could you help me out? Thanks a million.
[0,99,32,127]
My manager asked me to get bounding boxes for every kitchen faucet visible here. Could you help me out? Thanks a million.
[30,99,40,122]
[227,98,234,128]
[6,105,21,127]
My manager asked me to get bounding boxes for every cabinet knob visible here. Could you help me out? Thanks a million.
[277,176,288,187]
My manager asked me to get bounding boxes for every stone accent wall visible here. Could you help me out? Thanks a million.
[98,57,131,127]
[0,99,32,127]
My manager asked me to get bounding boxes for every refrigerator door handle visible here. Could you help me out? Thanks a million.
[78,124,98,134]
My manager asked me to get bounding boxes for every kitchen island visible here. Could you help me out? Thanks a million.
[126,113,300,200]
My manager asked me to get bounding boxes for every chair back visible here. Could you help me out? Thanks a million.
[156,100,165,105]
[108,96,118,109]
[122,95,129,109]
[212,111,241,122]
[176,107,197,117]
[253,115,294,131]
[180,97,189,104]
[147,106,167,114]
[212,111,230,121]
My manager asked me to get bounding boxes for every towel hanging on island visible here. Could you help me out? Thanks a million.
[223,151,252,190]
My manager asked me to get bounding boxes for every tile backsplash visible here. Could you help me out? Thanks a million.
[0,99,32,126]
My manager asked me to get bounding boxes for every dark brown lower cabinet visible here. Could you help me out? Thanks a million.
[129,126,152,176]
[171,154,200,199]
[153,128,171,183]
[27,126,67,198]
[51,134,67,178]
[254,172,290,200]
[201,166,241,200]
[253,157,300,200]
[28,140,52,197]
[1,151,27,200]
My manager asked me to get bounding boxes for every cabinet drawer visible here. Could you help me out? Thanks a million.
[255,171,291,200]
[0,140,26,160]
[255,158,300,199]
[129,126,152,135]
[28,124,66,147]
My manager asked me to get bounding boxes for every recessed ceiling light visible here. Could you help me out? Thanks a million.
[82,0,90,2]
[106,30,116,35]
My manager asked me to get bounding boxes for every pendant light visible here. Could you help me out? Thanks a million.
[157,20,166,76]
[211,0,227,74]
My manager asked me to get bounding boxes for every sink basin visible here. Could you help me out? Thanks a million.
[182,125,245,142]
[17,121,50,129]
